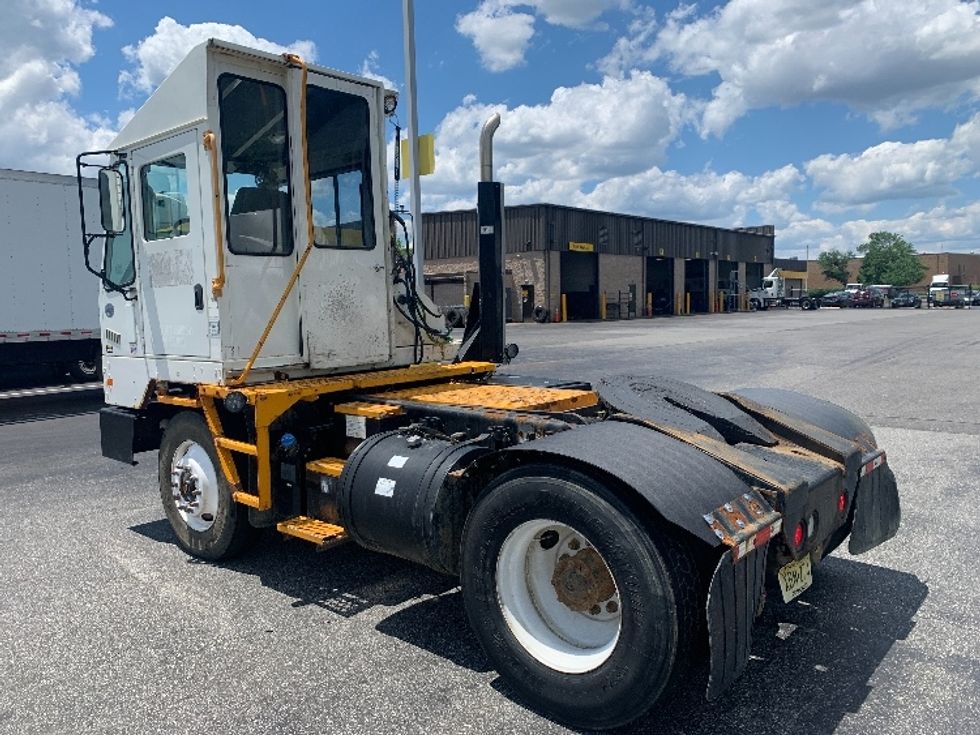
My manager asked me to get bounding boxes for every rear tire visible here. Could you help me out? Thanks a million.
[460,465,698,730]
[158,412,258,560]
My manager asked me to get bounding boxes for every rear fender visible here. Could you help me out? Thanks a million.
[502,421,777,699]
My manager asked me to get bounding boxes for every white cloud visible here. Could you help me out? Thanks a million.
[457,0,630,72]
[776,201,980,257]
[420,71,692,209]
[119,16,316,96]
[806,113,980,206]
[528,0,629,28]
[629,0,980,136]
[456,3,536,72]
[0,0,114,174]
[578,163,804,225]
[359,50,396,91]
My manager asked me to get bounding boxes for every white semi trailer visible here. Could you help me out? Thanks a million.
[0,168,101,381]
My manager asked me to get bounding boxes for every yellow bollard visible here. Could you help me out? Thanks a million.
[600,291,607,320]
[561,293,568,322]
[646,291,653,317]
[686,292,691,315]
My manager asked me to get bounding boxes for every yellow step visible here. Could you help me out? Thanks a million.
[306,457,346,477]
[277,516,348,549]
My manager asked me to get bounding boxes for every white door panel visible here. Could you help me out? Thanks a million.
[213,66,303,368]
[297,72,392,370]
[131,131,211,359]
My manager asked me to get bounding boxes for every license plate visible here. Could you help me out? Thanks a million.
[777,554,813,603]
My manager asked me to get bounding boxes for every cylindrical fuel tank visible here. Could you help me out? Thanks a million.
[338,430,490,575]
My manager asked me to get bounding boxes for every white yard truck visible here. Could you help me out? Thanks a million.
[0,169,101,381]
[77,40,901,730]
[748,268,821,310]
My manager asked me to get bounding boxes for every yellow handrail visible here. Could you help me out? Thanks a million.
[231,53,317,385]
[202,130,226,298]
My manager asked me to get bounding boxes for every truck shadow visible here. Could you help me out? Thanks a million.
[128,520,925,732]
[560,556,926,734]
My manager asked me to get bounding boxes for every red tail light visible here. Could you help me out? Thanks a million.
[837,492,847,514]
[792,522,806,548]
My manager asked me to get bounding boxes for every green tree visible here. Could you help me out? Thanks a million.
[856,232,926,287]
[817,249,853,286]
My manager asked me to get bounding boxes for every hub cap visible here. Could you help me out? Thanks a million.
[170,440,219,532]
[496,519,622,673]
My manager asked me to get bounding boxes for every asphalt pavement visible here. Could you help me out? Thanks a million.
[1,306,977,735]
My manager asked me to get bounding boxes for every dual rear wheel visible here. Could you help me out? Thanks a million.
[461,465,698,730]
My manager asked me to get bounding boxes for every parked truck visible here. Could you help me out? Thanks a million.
[77,40,901,730]
[929,273,972,307]
[748,268,821,310]
[0,168,101,381]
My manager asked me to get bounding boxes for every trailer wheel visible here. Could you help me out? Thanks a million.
[461,465,696,730]
[158,412,257,560]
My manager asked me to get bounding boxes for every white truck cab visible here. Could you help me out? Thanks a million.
[79,40,450,409]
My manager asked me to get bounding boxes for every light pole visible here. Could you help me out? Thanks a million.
[402,0,424,277]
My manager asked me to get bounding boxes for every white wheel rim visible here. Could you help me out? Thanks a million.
[496,519,622,674]
[170,440,219,532]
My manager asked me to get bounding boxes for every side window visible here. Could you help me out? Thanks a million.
[218,74,293,256]
[104,164,135,287]
[306,85,375,249]
[140,154,190,240]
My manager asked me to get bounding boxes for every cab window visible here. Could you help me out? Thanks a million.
[306,85,375,249]
[218,74,294,256]
[140,154,190,240]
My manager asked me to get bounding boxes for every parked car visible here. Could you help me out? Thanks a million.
[850,290,875,309]
[890,292,922,308]
[820,290,853,307]
[865,287,887,307]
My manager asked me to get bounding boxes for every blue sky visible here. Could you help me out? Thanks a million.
[3,0,980,257]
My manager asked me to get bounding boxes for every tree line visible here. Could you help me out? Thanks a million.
[817,232,927,288]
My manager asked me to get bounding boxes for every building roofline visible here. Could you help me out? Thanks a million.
[423,201,773,239]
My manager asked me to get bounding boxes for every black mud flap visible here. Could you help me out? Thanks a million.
[849,460,901,555]
[705,546,768,701]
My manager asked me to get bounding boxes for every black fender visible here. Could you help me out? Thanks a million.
[502,420,773,700]
[505,420,753,548]
[730,387,900,555]
[730,387,876,450]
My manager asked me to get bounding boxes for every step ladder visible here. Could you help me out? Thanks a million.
[277,456,348,550]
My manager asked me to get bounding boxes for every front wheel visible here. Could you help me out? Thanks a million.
[158,412,258,560]
[460,466,697,730]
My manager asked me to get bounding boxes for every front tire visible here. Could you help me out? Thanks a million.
[158,412,258,560]
[460,465,697,730]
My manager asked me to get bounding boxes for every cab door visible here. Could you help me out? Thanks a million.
[131,131,211,358]
[294,72,392,370]
[214,68,303,370]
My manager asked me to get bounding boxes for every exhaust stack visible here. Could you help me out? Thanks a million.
[475,114,506,363]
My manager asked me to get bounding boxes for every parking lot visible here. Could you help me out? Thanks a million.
[1,306,978,735]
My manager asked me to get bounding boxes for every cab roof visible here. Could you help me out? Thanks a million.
[110,39,384,152]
